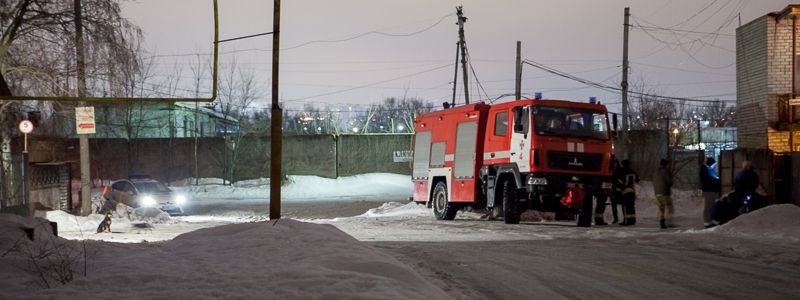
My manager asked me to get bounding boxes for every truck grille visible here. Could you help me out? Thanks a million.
[547,151,603,172]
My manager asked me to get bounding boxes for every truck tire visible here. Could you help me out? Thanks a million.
[432,181,459,220]
[502,180,520,224]
[576,192,593,227]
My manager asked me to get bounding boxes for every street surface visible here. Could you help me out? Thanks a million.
[53,194,800,299]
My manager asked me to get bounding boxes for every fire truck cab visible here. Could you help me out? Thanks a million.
[411,98,614,226]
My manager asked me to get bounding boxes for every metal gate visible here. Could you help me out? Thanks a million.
[30,164,72,212]
[0,155,26,216]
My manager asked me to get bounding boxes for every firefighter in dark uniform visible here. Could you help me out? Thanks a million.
[613,160,639,225]
[597,159,621,225]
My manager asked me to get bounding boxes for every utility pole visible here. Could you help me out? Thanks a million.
[451,42,458,107]
[269,0,282,220]
[620,7,631,160]
[456,6,470,104]
[515,41,522,100]
[74,0,91,216]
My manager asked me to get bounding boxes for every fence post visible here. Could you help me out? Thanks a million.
[334,134,339,178]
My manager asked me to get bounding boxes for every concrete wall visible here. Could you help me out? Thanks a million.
[232,135,337,179]
[337,134,413,176]
[615,130,668,181]
[19,134,408,184]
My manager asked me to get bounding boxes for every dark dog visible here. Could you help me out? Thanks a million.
[96,212,113,233]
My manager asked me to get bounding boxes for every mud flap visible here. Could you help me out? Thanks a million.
[486,175,496,208]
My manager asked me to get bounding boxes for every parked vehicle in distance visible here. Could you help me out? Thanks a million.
[105,176,187,215]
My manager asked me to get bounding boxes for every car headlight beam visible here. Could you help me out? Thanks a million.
[174,194,187,205]
[141,196,157,207]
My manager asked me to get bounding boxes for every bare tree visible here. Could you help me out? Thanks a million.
[228,67,260,183]
[188,54,210,185]
[0,0,143,205]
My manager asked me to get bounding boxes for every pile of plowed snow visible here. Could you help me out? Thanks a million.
[46,204,172,233]
[0,215,449,299]
[715,204,800,241]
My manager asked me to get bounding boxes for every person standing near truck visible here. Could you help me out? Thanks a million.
[700,157,721,228]
[654,159,674,229]
[614,160,639,226]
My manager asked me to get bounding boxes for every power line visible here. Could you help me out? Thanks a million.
[522,59,735,105]
[147,12,454,59]
[284,63,452,102]
[633,25,735,37]
[465,47,491,102]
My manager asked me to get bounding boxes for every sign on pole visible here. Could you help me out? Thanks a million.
[18,120,33,134]
[75,106,96,134]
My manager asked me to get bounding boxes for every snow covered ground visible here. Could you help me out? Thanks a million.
[0,215,448,299]
[172,173,412,202]
[51,173,412,243]
[48,176,800,245]
[3,175,800,299]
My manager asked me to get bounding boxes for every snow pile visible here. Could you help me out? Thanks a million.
[715,204,800,241]
[358,201,430,218]
[0,214,57,248]
[45,210,105,233]
[0,217,450,299]
[176,173,412,202]
[131,207,171,223]
[46,206,173,233]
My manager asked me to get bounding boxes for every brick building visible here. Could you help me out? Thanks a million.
[737,5,800,152]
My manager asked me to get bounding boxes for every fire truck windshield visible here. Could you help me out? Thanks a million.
[532,106,609,140]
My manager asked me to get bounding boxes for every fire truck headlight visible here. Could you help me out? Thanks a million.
[528,177,548,185]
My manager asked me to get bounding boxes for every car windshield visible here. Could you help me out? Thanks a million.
[134,181,171,193]
[533,106,609,140]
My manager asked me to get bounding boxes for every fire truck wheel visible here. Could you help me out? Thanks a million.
[502,180,520,224]
[432,181,459,220]
[576,193,593,227]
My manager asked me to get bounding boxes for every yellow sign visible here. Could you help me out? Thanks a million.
[75,106,96,134]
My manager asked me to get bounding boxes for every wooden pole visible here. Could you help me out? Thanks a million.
[269,0,282,220]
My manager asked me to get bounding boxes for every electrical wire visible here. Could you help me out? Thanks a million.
[147,12,454,59]
[284,63,452,102]
[522,59,735,106]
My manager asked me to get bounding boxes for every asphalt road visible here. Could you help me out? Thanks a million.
[183,198,398,219]
[371,235,800,300]
[180,197,800,300]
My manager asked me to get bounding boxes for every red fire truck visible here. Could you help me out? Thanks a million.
[411,97,614,226]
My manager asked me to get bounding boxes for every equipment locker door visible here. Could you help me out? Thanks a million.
[510,106,531,172]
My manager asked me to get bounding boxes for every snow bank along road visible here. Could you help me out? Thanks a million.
[28,175,800,299]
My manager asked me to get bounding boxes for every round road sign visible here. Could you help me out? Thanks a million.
[19,120,34,134]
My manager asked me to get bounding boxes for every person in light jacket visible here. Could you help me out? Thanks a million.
[699,157,721,228]
[653,159,674,229]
